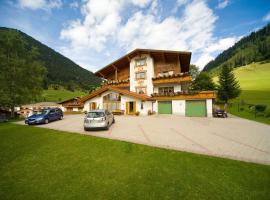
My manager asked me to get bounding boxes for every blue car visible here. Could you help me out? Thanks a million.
[25,108,63,125]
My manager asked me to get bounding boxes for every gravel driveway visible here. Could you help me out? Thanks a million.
[17,114,270,165]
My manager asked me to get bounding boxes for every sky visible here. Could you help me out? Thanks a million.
[0,0,270,72]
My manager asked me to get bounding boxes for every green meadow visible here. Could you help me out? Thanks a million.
[42,89,87,102]
[214,62,270,124]
[0,123,270,200]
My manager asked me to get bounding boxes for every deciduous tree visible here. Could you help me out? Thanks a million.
[191,72,216,91]
[0,30,46,117]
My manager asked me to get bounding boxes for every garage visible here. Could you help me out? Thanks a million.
[158,101,172,114]
[185,100,207,117]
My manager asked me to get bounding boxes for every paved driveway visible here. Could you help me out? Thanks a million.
[18,114,270,165]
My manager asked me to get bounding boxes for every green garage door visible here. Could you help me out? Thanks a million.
[186,100,207,117]
[158,101,172,114]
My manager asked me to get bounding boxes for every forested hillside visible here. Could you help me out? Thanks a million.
[0,27,101,91]
[203,24,270,72]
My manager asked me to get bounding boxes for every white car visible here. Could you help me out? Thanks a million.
[84,109,115,131]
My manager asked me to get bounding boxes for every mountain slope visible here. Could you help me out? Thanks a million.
[203,24,270,72]
[0,27,101,91]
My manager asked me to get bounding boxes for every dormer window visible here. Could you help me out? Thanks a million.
[135,58,146,67]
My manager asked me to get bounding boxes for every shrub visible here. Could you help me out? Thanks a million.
[255,105,267,112]
[248,104,254,109]
[264,109,270,118]
[248,105,255,113]
[135,111,140,116]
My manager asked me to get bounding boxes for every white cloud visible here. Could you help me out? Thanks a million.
[205,37,239,53]
[60,0,238,71]
[216,0,229,9]
[61,0,124,51]
[195,36,240,68]
[194,53,214,69]
[263,11,270,21]
[130,0,152,7]
[18,0,62,10]
[118,0,217,51]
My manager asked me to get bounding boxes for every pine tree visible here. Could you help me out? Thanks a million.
[217,65,241,104]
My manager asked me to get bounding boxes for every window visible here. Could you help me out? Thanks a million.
[135,71,146,80]
[103,93,121,102]
[158,87,174,95]
[87,112,105,118]
[136,87,147,94]
[49,109,55,114]
[103,93,121,111]
[135,58,146,67]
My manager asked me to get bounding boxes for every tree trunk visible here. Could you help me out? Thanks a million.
[10,106,15,119]
[224,101,228,112]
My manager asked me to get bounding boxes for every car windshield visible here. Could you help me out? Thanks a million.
[87,112,105,118]
[34,110,49,115]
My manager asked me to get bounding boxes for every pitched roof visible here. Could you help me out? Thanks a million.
[21,102,59,107]
[81,86,151,102]
[95,48,191,78]
[59,97,81,104]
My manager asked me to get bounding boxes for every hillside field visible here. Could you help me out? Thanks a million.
[214,62,270,124]
[42,89,87,102]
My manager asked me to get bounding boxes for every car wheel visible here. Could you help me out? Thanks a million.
[59,115,63,120]
[105,122,109,130]
[45,119,49,124]
[112,118,115,124]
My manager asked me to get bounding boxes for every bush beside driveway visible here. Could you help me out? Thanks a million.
[17,114,270,165]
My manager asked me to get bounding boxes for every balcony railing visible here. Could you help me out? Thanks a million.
[102,79,130,87]
[151,91,216,100]
[152,72,192,84]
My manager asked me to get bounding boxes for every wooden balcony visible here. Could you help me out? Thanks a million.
[102,79,130,87]
[152,73,192,85]
[150,91,216,100]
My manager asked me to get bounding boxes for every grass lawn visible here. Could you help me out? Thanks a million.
[42,89,87,102]
[213,62,270,124]
[0,123,270,200]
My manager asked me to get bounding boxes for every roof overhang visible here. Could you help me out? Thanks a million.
[95,49,191,78]
[81,86,151,102]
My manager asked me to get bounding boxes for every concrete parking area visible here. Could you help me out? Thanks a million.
[17,114,270,165]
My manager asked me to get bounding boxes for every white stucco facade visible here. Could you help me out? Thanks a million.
[83,91,152,116]
[130,54,154,96]
[172,100,186,115]
[206,99,213,117]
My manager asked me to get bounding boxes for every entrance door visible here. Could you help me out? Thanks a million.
[89,102,96,111]
[126,101,136,114]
